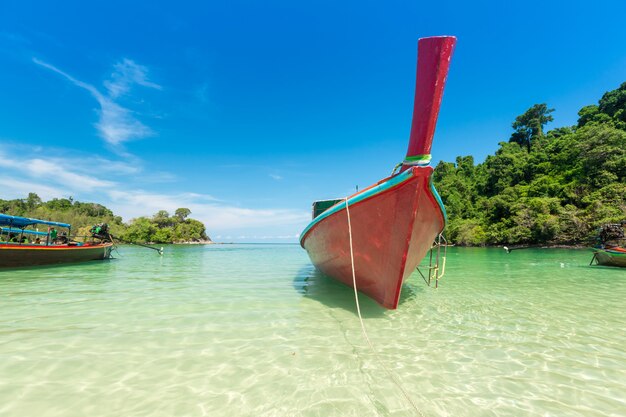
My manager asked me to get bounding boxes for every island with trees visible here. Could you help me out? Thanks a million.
[0,194,211,244]
[433,82,625,246]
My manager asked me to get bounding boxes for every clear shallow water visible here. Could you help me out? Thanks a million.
[0,244,625,417]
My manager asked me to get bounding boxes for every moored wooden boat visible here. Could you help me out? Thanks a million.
[590,223,626,268]
[0,243,113,268]
[300,36,456,309]
[0,214,113,268]
[592,247,626,268]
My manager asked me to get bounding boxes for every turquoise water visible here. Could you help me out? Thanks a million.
[0,245,625,417]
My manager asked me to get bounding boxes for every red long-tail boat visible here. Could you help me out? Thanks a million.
[300,36,456,309]
[0,214,112,268]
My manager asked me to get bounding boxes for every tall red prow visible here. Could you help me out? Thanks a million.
[300,36,457,309]
[403,36,456,167]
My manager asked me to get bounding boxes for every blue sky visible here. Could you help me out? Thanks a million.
[1,0,625,242]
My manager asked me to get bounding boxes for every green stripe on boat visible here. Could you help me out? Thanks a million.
[403,154,431,165]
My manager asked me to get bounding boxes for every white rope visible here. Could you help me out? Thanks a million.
[344,198,425,417]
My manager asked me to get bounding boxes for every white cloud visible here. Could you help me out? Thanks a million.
[269,174,283,180]
[0,177,65,201]
[105,189,308,232]
[77,157,142,175]
[104,58,161,98]
[193,206,308,230]
[0,147,309,239]
[32,57,158,148]
[96,99,152,146]
[0,152,114,192]
[30,159,115,190]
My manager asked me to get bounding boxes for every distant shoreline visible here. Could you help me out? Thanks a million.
[119,240,215,245]
[461,244,590,250]
[173,240,214,245]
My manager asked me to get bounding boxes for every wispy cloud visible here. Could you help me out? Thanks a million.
[106,190,219,213]
[194,206,309,231]
[0,152,115,191]
[104,58,161,98]
[29,158,115,191]
[0,148,308,236]
[0,142,143,176]
[0,177,66,201]
[105,189,308,232]
[269,174,283,180]
[32,57,160,149]
[80,157,142,175]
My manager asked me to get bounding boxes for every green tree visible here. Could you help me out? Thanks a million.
[578,83,626,130]
[175,208,192,221]
[153,210,172,228]
[598,82,626,129]
[25,193,42,210]
[509,103,555,152]
[123,217,157,243]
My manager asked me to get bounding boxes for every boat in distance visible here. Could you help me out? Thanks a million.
[590,222,626,268]
[592,247,626,268]
[300,36,456,309]
[0,214,113,268]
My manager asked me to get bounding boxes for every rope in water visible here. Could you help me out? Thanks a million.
[344,198,425,417]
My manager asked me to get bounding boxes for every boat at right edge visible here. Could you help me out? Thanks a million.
[591,222,626,268]
[300,36,456,309]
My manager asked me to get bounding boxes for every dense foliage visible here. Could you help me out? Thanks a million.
[122,209,210,244]
[433,82,626,246]
[0,194,210,244]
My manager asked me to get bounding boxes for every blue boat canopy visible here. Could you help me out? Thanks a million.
[0,214,70,229]
[0,227,49,236]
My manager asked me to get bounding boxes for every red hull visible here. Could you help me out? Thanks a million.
[0,243,113,268]
[300,167,445,309]
[301,36,455,309]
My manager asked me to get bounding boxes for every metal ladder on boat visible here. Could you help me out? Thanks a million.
[416,234,447,288]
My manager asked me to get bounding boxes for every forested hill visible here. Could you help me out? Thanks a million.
[0,194,211,244]
[433,82,626,246]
